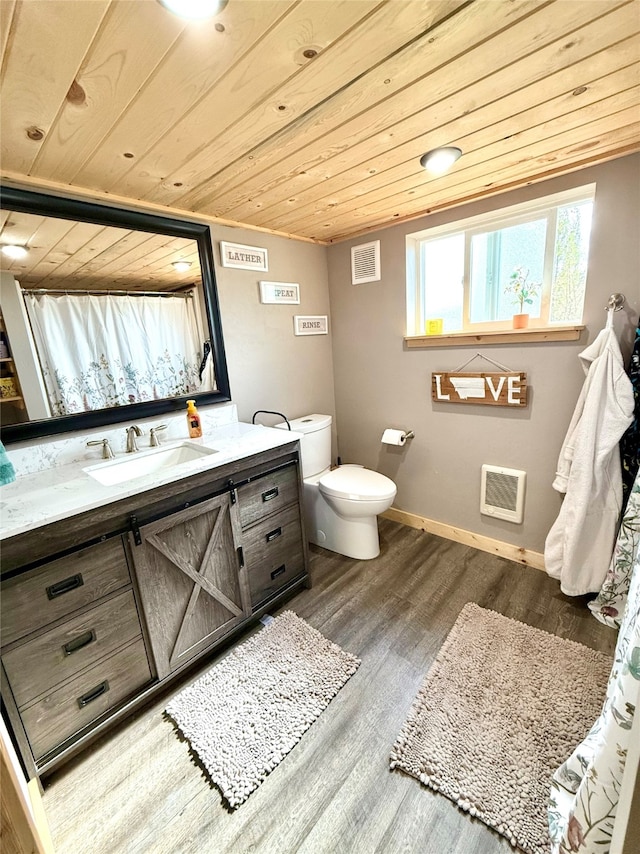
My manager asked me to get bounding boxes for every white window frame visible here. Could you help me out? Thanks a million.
[406,184,595,336]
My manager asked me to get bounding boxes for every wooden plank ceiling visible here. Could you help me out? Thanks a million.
[1,0,639,248]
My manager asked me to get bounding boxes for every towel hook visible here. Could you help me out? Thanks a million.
[605,293,625,312]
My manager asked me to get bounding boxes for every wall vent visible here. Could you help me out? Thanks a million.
[351,240,380,284]
[481,464,526,524]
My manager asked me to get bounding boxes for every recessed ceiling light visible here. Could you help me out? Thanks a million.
[420,146,463,175]
[157,0,228,20]
[172,260,192,272]
[1,244,28,259]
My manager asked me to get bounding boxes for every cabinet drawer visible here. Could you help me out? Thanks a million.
[238,465,298,528]
[243,505,305,607]
[1,538,131,646]
[21,637,152,761]
[3,590,143,708]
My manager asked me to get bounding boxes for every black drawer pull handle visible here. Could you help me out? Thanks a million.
[262,487,279,502]
[77,680,109,709]
[270,564,286,580]
[62,630,96,656]
[46,573,84,600]
[266,527,282,543]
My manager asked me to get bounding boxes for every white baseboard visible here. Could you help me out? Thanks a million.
[382,507,545,571]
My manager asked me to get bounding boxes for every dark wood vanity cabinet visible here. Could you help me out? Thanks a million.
[1,444,309,782]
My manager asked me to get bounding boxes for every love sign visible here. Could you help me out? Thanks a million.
[431,372,528,407]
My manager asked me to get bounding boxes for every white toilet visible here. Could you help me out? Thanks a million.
[280,414,397,560]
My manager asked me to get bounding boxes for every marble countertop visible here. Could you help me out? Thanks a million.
[0,422,302,541]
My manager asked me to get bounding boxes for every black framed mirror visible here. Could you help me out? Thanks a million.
[0,186,231,444]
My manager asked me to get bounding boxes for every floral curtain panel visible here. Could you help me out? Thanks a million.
[549,468,640,854]
[589,475,640,629]
[25,291,214,415]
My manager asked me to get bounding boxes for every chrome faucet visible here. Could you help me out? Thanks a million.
[125,425,143,453]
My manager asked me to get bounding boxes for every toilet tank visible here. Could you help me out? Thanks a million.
[275,414,332,478]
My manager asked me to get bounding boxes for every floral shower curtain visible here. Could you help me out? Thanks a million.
[549,468,640,853]
[24,291,215,415]
[589,473,640,630]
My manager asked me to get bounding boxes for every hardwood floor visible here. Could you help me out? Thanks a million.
[41,520,616,854]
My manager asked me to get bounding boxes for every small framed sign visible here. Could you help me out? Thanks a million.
[259,281,300,304]
[294,315,328,336]
[220,241,268,271]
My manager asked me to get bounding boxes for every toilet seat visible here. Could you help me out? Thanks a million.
[319,465,396,502]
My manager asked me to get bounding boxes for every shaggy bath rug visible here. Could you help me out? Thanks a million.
[165,610,360,808]
[389,602,611,854]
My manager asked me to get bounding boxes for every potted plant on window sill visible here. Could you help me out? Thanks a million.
[505,267,540,329]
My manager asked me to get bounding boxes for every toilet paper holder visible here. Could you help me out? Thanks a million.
[381,428,415,446]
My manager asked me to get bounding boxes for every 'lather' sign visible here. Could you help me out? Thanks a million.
[431,372,528,407]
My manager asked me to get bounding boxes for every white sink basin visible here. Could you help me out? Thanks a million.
[83,441,218,486]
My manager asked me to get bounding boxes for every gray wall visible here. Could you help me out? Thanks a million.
[326,154,640,554]
[211,223,336,429]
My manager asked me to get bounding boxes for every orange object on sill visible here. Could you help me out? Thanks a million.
[512,314,529,329]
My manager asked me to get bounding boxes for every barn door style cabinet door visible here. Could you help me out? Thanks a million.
[130,492,251,680]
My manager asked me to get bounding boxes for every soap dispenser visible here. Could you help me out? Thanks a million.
[186,399,202,438]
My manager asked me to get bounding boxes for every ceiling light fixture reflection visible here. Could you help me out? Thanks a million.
[419,146,462,175]
[157,0,228,20]
[172,260,192,273]
[1,244,28,259]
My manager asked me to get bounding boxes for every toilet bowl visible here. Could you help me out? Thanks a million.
[319,465,397,517]
[277,415,397,560]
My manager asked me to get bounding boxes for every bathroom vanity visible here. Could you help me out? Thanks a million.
[0,423,309,784]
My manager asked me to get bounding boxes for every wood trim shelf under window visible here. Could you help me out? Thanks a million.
[404,325,584,348]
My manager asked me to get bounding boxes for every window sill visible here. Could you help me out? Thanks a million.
[404,325,585,348]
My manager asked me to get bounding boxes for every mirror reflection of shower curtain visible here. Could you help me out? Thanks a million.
[24,291,216,415]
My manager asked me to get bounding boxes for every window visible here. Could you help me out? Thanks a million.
[406,185,594,336]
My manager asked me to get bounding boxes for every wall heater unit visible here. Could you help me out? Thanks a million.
[481,464,526,523]
[351,240,380,284]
